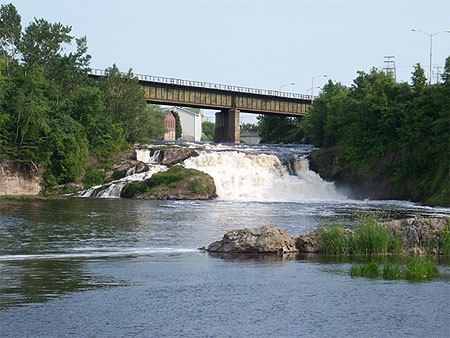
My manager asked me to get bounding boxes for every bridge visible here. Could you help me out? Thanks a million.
[90,69,313,143]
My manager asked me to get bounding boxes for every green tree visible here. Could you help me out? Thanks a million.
[257,114,304,144]
[240,122,258,133]
[0,3,21,74]
[99,64,149,143]
[19,18,72,68]
[411,63,427,91]
[202,121,215,141]
[172,111,182,140]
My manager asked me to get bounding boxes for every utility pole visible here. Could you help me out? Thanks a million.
[383,56,396,81]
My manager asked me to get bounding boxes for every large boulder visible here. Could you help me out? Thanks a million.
[158,147,198,166]
[296,228,323,253]
[203,226,298,254]
[382,217,449,255]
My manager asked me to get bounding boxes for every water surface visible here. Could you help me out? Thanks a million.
[1,198,449,337]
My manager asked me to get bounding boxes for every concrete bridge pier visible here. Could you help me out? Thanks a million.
[214,108,240,143]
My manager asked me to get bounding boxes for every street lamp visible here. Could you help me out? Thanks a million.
[306,86,320,94]
[279,82,295,91]
[311,74,327,99]
[411,29,450,85]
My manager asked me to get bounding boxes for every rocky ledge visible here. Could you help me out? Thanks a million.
[202,226,298,254]
[202,217,450,256]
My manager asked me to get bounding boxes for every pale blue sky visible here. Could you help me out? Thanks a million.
[9,0,450,123]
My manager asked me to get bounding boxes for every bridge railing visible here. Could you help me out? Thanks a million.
[89,69,315,101]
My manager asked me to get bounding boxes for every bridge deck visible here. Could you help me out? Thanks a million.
[90,69,312,116]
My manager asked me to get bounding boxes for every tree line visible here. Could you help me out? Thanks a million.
[0,4,166,187]
[256,59,449,205]
[301,61,449,205]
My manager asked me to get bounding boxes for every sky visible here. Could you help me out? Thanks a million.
[9,0,450,123]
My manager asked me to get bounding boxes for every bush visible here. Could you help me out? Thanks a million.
[82,168,105,188]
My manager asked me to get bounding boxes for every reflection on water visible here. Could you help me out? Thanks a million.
[0,259,128,309]
[0,198,449,337]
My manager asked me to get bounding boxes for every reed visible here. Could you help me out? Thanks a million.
[320,215,403,255]
[351,256,439,280]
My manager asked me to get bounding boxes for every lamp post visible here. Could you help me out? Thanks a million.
[311,74,327,100]
[411,29,450,85]
[279,82,295,91]
[306,86,320,95]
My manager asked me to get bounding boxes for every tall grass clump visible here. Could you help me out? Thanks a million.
[350,255,439,280]
[319,226,351,254]
[320,215,403,255]
[350,217,394,254]
[440,224,450,254]
[403,255,439,279]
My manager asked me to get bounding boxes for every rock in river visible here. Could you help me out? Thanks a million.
[203,226,298,254]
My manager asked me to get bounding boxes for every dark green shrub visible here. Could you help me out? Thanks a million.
[111,169,127,180]
[82,168,105,188]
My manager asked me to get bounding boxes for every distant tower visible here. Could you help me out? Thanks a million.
[383,56,396,81]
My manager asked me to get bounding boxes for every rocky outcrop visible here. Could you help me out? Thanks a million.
[203,226,298,254]
[308,148,411,201]
[105,149,149,180]
[121,167,216,200]
[152,147,198,166]
[160,148,198,166]
[0,160,44,196]
[382,217,449,255]
[295,217,449,255]
[296,228,323,253]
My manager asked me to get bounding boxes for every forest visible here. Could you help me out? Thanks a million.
[258,59,449,206]
[0,4,166,187]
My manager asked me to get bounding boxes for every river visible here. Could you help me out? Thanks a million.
[1,143,449,337]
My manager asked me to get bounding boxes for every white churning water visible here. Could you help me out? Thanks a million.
[77,143,346,201]
[183,151,344,202]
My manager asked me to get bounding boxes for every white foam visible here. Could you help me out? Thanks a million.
[0,247,198,261]
[184,151,345,202]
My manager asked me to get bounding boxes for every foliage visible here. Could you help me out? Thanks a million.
[350,256,439,280]
[202,121,215,141]
[257,115,304,144]
[319,226,351,255]
[99,64,164,143]
[0,3,21,72]
[82,168,105,188]
[0,4,166,188]
[320,216,403,255]
[302,60,450,206]
[440,224,450,254]
[121,167,202,198]
[403,255,439,279]
[240,122,258,133]
[172,111,182,140]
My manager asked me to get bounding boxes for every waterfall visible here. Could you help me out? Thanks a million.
[76,143,345,201]
[76,165,167,198]
[183,151,344,202]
